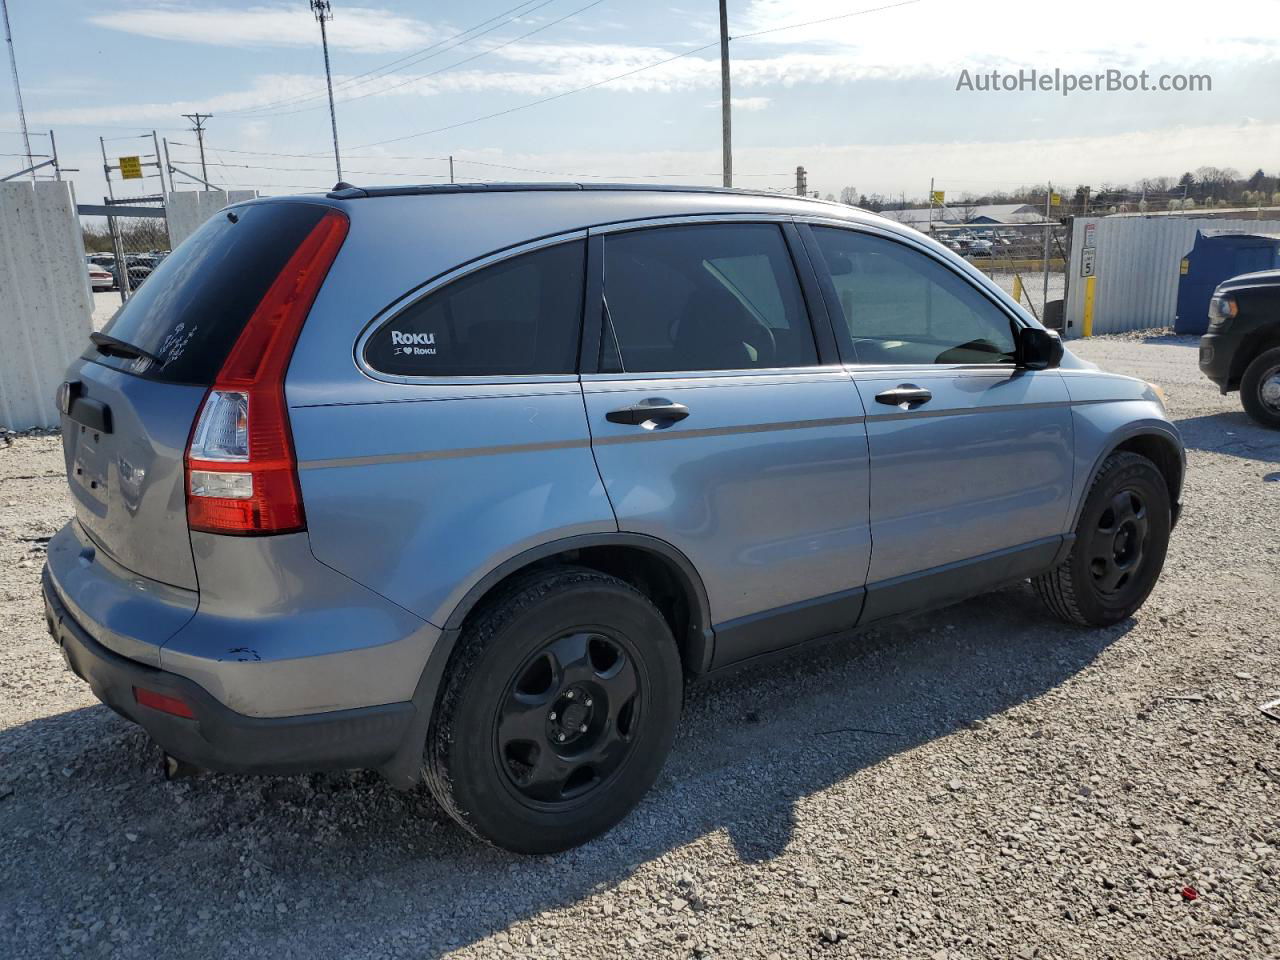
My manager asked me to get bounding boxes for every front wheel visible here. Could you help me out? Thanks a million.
[424,566,683,854]
[1034,451,1171,627]
[1240,346,1280,429]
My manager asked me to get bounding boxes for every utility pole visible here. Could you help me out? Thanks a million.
[311,0,342,182]
[1,0,33,180]
[1042,183,1053,311]
[152,130,167,194]
[795,166,807,197]
[718,0,731,189]
[182,113,212,188]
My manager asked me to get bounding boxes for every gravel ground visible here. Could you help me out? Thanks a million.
[1,335,1276,960]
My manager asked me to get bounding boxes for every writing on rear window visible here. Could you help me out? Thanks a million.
[88,202,330,386]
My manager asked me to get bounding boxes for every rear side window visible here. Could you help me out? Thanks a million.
[363,240,585,378]
[90,201,332,385]
[601,223,817,374]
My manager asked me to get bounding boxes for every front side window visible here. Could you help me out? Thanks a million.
[601,223,818,373]
[363,240,585,377]
[810,226,1017,366]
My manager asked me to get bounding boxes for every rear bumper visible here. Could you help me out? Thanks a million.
[43,566,416,776]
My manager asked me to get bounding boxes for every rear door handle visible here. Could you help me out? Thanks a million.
[875,384,933,409]
[605,398,690,426]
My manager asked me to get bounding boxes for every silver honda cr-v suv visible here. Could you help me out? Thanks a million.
[44,184,1183,853]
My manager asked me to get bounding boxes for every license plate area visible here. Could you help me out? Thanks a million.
[68,421,111,507]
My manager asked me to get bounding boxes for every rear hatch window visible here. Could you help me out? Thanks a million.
[64,200,334,590]
[90,201,331,385]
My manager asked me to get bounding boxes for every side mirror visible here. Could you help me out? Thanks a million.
[1018,326,1064,370]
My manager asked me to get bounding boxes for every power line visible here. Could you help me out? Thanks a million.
[222,0,553,117]
[347,39,719,151]
[344,0,923,153]
[245,0,598,120]
[732,0,921,42]
[168,149,792,183]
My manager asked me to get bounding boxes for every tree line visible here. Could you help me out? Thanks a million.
[823,167,1279,216]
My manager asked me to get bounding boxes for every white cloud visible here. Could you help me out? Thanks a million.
[738,0,1280,73]
[707,96,771,111]
[22,74,325,126]
[90,5,439,53]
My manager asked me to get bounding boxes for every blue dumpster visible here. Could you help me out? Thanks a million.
[1175,230,1280,334]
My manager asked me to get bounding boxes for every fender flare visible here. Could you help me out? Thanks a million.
[378,532,715,789]
[1070,422,1185,533]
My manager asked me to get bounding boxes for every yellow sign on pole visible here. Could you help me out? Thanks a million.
[1050,192,1062,206]
[930,190,945,204]
[119,156,143,180]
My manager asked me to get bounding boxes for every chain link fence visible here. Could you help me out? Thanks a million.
[951,223,1070,329]
[80,202,169,304]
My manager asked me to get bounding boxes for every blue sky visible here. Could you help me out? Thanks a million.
[4,0,1280,204]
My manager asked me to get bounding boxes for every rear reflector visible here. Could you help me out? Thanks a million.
[185,209,349,535]
[133,686,196,719]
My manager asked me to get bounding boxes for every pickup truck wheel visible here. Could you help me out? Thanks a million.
[424,566,682,854]
[1240,346,1280,429]
[1034,451,1171,627]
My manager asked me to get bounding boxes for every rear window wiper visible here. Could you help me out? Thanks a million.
[90,331,162,366]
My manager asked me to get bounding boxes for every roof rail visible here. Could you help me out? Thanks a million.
[325,181,827,203]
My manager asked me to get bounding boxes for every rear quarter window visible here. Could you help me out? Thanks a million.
[362,240,586,378]
[90,201,332,385]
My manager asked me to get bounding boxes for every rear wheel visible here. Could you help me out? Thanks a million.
[1034,451,1171,627]
[424,566,682,854]
[1240,346,1280,429]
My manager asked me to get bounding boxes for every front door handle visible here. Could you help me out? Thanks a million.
[875,384,933,409]
[605,398,690,426]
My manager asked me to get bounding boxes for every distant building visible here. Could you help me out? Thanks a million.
[880,202,1050,230]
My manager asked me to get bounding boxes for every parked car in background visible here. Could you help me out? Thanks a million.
[85,252,157,290]
[941,234,993,257]
[85,260,113,292]
[123,255,156,288]
[44,185,1183,854]
[86,254,120,291]
[1199,269,1280,427]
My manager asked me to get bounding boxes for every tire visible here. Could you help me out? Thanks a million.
[424,566,683,854]
[1034,451,1171,627]
[1239,346,1280,429]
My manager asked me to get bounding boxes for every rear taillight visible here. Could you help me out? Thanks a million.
[185,209,348,535]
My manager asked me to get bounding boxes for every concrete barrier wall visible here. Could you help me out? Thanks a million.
[165,190,257,249]
[0,181,93,430]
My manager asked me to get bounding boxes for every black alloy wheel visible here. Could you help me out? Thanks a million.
[1087,488,1150,595]
[497,630,642,805]
[1034,451,1172,626]
[425,566,683,854]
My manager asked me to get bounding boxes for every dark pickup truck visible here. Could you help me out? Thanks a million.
[1199,269,1280,428]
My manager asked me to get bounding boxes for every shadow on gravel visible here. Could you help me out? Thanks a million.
[0,583,1129,958]
[1173,411,1280,463]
